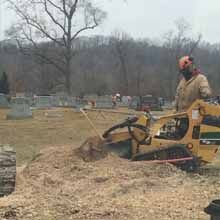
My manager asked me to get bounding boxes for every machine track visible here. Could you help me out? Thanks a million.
[0,145,16,197]
[132,144,199,172]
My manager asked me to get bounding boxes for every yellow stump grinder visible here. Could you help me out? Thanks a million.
[80,99,220,172]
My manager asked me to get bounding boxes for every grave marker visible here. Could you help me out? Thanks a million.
[7,97,33,119]
[117,96,130,107]
[34,96,52,109]
[95,96,114,109]
[0,94,9,108]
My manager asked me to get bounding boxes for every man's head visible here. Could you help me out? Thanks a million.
[179,56,195,81]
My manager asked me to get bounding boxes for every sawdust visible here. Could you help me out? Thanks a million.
[77,136,108,162]
[0,108,218,219]
[0,144,219,220]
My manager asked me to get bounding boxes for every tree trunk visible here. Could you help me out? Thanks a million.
[65,17,73,95]
[136,72,141,96]
[65,68,71,95]
[65,43,72,95]
[119,53,129,95]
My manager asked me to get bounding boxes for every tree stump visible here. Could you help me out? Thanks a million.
[0,145,16,197]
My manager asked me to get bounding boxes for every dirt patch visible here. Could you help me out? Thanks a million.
[0,144,219,220]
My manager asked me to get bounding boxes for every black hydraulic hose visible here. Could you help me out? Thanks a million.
[102,116,138,138]
[102,116,149,144]
[102,120,131,138]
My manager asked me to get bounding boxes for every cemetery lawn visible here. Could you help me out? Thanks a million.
[0,108,126,165]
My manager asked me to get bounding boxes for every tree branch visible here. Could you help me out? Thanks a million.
[189,34,202,55]
[16,34,66,74]
[69,0,78,18]
[70,15,98,41]
[9,1,64,46]
[43,0,68,35]
[46,0,66,14]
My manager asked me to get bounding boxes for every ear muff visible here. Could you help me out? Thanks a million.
[188,56,194,62]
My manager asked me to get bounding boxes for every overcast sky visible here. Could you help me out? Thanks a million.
[0,0,220,43]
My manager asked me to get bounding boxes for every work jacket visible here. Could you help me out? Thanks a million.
[175,74,211,111]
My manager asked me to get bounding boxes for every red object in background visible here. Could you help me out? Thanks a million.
[142,105,151,112]
[91,100,95,107]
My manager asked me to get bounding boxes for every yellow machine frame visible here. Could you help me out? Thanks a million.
[107,100,220,164]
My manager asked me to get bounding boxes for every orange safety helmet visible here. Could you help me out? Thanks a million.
[179,56,194,70]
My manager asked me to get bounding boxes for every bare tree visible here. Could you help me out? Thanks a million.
[6,0,106,94]
[110,31,133,95]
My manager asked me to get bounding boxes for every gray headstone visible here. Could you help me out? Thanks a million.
[62,96,76,107]
[163,101,173,110]
[84,94,98,101]
[0,94,9,108]
[117,96,130,107]
[26,97,33,106]
[51,96,63,107]
[7,97,33,120]
[129,97,139,109]
[52,96,77,108]
[95,96,114,109]
[34,96,52,109]
[45,111,64,118]
[74,99,87,112]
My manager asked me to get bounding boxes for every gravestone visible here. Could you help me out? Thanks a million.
[62,96,76,107]
[7,97,33,119]
[0,94,9,108]
[34,96,52,109]
[129,96,139,109]
[163,101,173,110]
[51,96,63,107]
[84,94,98,102]
[52,96,76,108]
[26,97,33,106]
[117,96,130,107]
[74,98,87,112]
[95,96,114,109]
